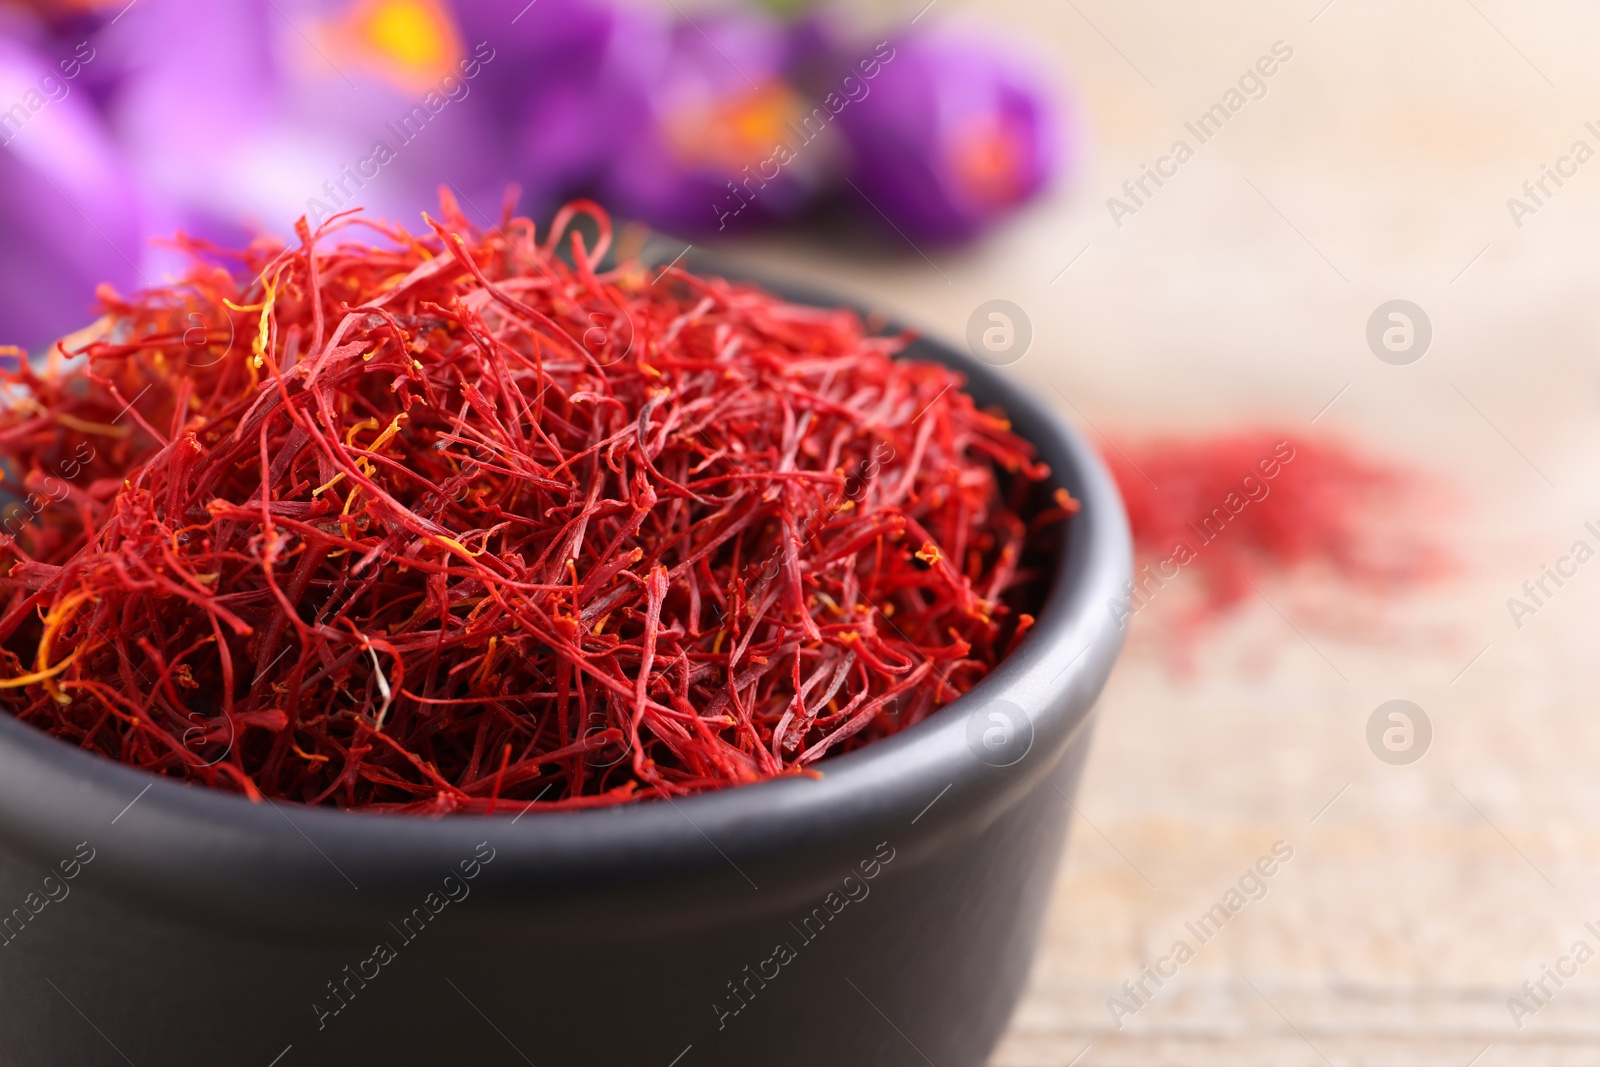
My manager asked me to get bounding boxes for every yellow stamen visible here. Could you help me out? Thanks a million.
[368,411,408,452]
[310,472,347,498]
[0,649,78,690]
[54,412,131,439]
[473,636,499,688]
[343,416,381,446]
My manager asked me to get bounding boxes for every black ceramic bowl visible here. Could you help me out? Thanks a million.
[0,273,1129,1067]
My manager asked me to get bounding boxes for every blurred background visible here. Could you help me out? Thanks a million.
[5,0,1600,1063]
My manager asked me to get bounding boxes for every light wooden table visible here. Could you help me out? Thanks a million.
[721,1,1600,1062]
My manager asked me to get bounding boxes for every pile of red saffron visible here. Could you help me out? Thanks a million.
[0,197,1068,813]
[1106,433,1442,629]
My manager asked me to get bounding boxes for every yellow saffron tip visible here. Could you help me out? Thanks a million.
[0,649,79,689]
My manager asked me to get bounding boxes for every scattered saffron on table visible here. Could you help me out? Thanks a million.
[0,196,1068,813]
[1106,433,1443,631]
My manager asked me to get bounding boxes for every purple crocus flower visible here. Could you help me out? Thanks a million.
[111,0,496,242]
[595,10,829,235]
[0,0,125,109]
[455,0,815,234]
[0,25,143,349]
[108,0,283,251]
[450,0,656,217]
[834,25,1063,244]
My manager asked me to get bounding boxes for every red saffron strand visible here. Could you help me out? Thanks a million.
[486,741,512,817]
[0,195,1069,813]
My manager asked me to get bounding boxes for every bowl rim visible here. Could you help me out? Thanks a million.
[0,268,1131,913]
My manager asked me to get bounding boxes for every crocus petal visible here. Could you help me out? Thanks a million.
[0,31,142,349]
[598,11,828,234]
[110,0,518,241]
[834,26,1065,244]
[446,0,656,214]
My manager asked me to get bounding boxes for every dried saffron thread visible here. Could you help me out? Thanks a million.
[0,194,1070,813]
